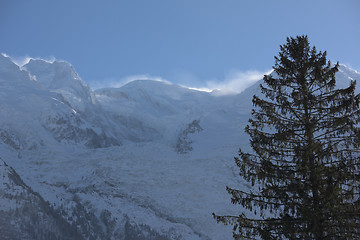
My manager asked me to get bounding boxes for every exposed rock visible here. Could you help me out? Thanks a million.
[176,120,203,154]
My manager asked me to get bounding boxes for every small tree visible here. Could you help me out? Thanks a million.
[214,35,360,239]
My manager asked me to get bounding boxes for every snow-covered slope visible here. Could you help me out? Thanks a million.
[0,53,359,239]
[94,79,246,148]
[0,54,120,149]
[0,158,83,240]
[23,59,97,112]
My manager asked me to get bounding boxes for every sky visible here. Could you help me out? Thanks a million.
[1,0,359,92]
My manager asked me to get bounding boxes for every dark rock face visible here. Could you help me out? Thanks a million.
[176,120,203,154]
[42,111,121,149]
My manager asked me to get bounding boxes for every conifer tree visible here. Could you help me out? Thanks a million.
[214,35,360,239]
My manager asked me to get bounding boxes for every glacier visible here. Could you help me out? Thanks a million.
[0,53,359,239]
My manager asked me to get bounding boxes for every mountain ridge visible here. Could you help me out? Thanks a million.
[0,54,359,239]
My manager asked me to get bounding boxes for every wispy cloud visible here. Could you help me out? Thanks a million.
[10,55,32,67]
[203,69,272,95]
[88,74,170,90]
[89,70,272,94]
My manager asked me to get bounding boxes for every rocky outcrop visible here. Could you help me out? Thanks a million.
[176,120,203,154]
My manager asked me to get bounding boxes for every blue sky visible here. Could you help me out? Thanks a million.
[1,0,359,92]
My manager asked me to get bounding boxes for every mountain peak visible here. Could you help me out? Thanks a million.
[0,53,21,72]
[22,57,97,111]
[23,58,80,88]
[335,64,360,91]
[121,79,173,88]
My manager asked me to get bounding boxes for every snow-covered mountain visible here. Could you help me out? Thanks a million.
[0,53,359,239]
[0,158,82,240]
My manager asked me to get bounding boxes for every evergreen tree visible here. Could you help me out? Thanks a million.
[214,35,360,239]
